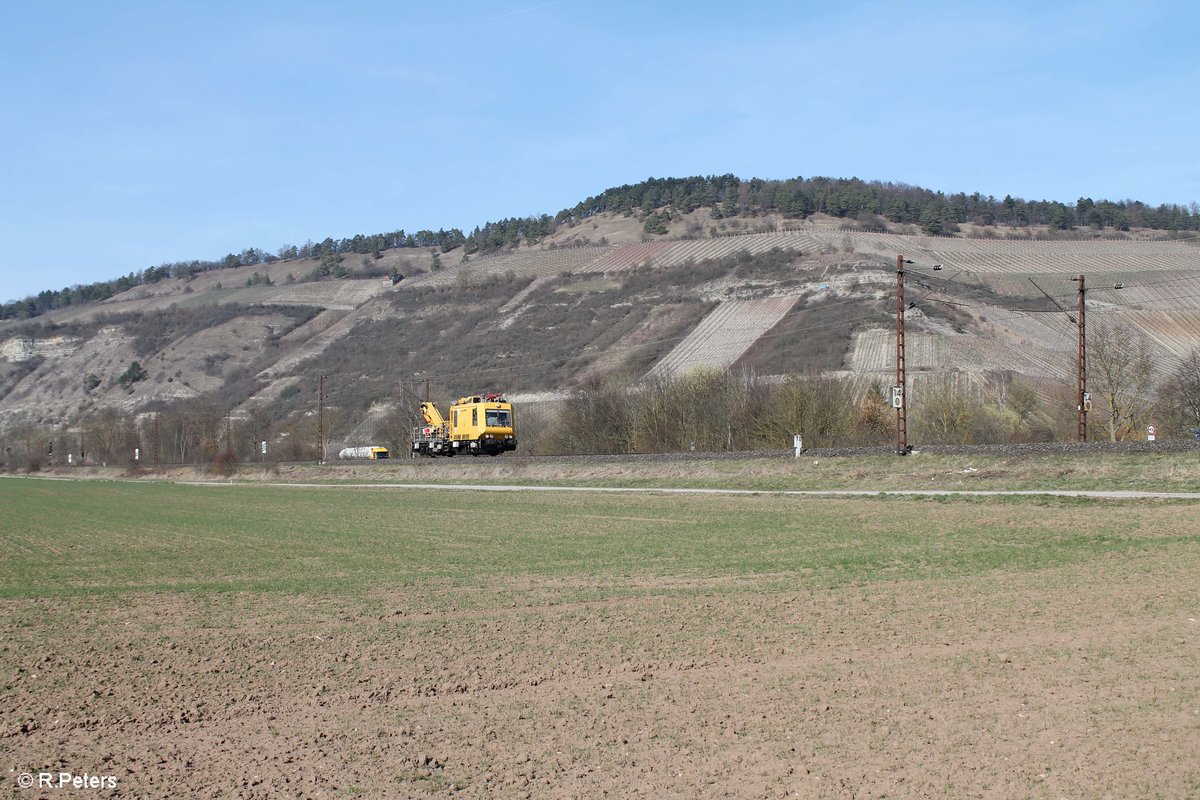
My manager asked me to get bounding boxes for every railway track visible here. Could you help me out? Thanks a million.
[352,438,1200,466]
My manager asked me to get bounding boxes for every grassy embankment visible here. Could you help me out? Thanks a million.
[72,448,1200,493]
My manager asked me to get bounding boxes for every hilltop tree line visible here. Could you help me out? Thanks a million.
[5,175,1198,320]
[558,175,1200,235]
[0,229,468,320]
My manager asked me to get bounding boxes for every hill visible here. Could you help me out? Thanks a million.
[2,200,1199,463]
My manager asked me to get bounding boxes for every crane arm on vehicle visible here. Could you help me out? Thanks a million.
[420,402,446,427]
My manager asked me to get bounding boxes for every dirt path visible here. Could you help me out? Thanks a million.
[200,480,1200,501]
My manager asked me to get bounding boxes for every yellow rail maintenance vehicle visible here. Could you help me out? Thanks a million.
[411,393,516,456]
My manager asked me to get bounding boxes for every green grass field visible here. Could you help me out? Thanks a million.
[3,477,1196,601]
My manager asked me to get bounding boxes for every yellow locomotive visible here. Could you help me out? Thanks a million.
[411,393,517,456]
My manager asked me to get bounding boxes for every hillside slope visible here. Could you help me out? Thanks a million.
[2,214,1198,451]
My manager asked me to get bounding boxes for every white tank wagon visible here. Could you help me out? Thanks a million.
[337,446,390,460]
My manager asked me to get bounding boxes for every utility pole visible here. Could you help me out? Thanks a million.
[153,412,161,468]
[1030,274,1097,443]
[317,375,326,463]
[895,255,908,455]
[1073,274,1088,442]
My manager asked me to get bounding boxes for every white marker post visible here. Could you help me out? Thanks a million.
[793,434,803,457]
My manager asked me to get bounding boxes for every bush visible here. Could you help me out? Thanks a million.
[117,361,148,393]
[209,449,239,477]
[643,212,670,235]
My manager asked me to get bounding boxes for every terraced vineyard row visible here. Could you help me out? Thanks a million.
[927,251,1199,275]
[404,245,613,288]
[850,314,1078,382]
[979,274,1076,298]
[647,297,798,378]
[954,305,1079,379]
[1100,273,1200,311]
[253,279,392,310]
[928,238,1200,256]
[392,228,1198,298]
[834,231,931,262]
[1111,309,1200,359]
[584,241,676,272]
[655,230,825,266]
[964,336,1074,381]
[976,305,1076,349]
[849,329,939,372]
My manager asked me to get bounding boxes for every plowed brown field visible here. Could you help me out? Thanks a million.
[3,479,1198,799]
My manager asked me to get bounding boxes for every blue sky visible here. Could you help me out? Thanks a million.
[2,0,1197,303]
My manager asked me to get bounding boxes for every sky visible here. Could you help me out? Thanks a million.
[1,0,1198,303]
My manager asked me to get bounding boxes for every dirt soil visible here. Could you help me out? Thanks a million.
[5,544,1199,799]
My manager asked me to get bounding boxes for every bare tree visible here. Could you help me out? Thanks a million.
[374,404,414,457]
[914,376,976,444]
[674,368,746,452]
[549,373,630,454]
[630,372,674,451]
[511,401,554,455]
[752,373,855,449]
[850,383,895,446]
[1004,379,1042,434]
[1155,346,1200,438]
[1087,318,1157,441]
[81,408,138,465]
[279,414,317,461]
[373,381,426,457]
[3,422,51,471]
